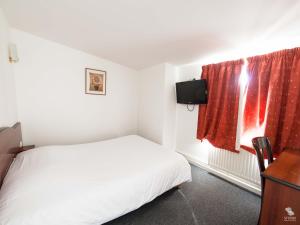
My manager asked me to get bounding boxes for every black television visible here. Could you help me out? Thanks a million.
[176,79,208,104]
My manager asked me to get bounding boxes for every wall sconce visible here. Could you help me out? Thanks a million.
[8,43,19,63]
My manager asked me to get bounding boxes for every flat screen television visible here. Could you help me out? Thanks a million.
[176,79,208,104]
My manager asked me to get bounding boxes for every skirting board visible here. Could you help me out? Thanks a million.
[178,151,261,196]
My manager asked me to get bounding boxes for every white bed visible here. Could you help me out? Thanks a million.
[0,135,191,225]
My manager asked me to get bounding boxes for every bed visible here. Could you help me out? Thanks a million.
[0,123,191,225]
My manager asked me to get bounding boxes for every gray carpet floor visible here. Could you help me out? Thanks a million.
[105,165,260,225]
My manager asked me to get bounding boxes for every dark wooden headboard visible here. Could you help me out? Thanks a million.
[0,122,22,187]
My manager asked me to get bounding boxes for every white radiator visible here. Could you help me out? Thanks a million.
[208,146,261,186]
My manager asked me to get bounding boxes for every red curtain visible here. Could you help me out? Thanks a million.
[197,59,244,152]
[241,48,300,156]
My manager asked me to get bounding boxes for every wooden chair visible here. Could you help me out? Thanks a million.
[252,136,274,192]
[252,137,274,225]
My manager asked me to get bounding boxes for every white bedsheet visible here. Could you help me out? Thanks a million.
[0,135,191,225]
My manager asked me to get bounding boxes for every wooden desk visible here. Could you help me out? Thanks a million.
[260,149,300,225]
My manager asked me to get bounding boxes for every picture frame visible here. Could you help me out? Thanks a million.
[85,68,106,95]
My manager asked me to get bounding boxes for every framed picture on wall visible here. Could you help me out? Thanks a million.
[85,68,106,95]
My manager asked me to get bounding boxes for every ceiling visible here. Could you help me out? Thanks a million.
[1,0,300,69]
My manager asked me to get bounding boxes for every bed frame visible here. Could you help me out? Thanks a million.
[0,122,23,188]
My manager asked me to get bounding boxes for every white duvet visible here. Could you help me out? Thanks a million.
[0,135,191,225]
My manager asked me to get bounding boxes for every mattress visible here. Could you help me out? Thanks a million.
[0,135,191,225]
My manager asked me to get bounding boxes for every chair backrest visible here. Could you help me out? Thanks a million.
[252,137,274,173]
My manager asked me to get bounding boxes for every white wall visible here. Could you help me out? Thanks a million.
[138,64,165,144]
[162,64,177,150]
[138,63,177,149]
[175,64,209,163]
[11,29,139,146]
[0,9,18,127]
